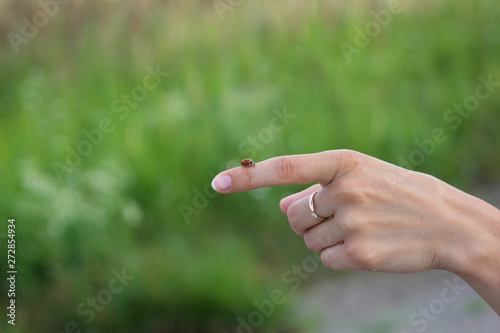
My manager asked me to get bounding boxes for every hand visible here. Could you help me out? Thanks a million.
[211,150,500,314]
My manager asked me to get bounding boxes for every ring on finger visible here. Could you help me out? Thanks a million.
[309,191,333,222]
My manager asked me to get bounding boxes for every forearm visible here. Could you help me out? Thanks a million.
[444,188,500,315]
[461,268,500,316]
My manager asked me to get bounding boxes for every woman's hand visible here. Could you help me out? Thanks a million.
[211,150,500,315]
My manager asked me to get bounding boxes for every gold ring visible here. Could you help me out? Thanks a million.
[309,191,332,221]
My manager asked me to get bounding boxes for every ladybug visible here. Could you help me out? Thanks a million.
[240,159,255,167]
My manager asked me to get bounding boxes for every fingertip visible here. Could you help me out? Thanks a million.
[211,174,232,193]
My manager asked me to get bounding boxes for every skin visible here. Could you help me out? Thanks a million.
[211,150,500,315]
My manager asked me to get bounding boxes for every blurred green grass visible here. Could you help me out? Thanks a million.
[0,0,499,332]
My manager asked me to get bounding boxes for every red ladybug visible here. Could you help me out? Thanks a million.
[240,159,255,167]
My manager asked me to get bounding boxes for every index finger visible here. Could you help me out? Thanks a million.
[211,150,358,193]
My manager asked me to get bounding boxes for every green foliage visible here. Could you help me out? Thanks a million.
[0,0,499,332]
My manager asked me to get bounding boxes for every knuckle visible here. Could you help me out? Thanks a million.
[304,232,319,252]
[276,156,298,181]
[339,149,364,168]
[335,213,355,233]
[334,178,366,205]
[286,202,300,223]
[242,168,254,187]
[345,241,377,270]
[320,249,335,269]
[335,210,366,234]
[286,202,303,235]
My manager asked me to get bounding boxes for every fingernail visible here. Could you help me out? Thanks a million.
[211,175,232,192]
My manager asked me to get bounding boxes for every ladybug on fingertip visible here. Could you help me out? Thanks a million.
[240,159,256,167]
